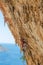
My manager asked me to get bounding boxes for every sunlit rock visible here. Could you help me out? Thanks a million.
[0,0,43,65]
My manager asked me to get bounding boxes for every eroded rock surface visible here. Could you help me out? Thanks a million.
[0,0,43,65]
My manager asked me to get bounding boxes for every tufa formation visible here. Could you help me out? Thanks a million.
[0,0,43,65]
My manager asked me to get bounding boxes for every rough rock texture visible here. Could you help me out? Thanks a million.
[0,0,43,65]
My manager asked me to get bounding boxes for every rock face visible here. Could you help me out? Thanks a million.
[0,0,43,65]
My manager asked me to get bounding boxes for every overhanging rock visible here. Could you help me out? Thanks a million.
[0,0,43,65]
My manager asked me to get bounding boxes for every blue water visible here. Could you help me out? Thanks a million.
[0,44,26,65]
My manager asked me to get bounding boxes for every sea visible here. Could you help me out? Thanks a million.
[0,43,27,65]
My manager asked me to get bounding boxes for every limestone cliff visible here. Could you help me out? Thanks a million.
[0,0,43,65]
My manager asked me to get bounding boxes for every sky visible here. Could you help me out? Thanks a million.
[0,10,15,44]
